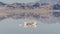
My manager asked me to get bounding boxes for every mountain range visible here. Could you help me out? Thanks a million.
[0,1,60,10]
[0,1,60,23]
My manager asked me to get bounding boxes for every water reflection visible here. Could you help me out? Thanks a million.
[0,18,60,34]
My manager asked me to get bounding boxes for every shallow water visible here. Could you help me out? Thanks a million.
[0,18,60,34]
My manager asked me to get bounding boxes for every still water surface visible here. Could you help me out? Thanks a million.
[0,18,60,34]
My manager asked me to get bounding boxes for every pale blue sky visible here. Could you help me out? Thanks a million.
[0,0,39,4]
[0,0,60,4]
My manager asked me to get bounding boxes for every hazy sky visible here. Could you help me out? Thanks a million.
[0,0,60,4]
[0,0,39,4]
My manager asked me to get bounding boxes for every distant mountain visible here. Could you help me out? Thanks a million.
[0,2,6,6]
[0,2,51,9]
[0,1,60,23]
[0,1,60,10]
[31,2,40,8]
[52,4,60,10]
[7,3,26,9]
